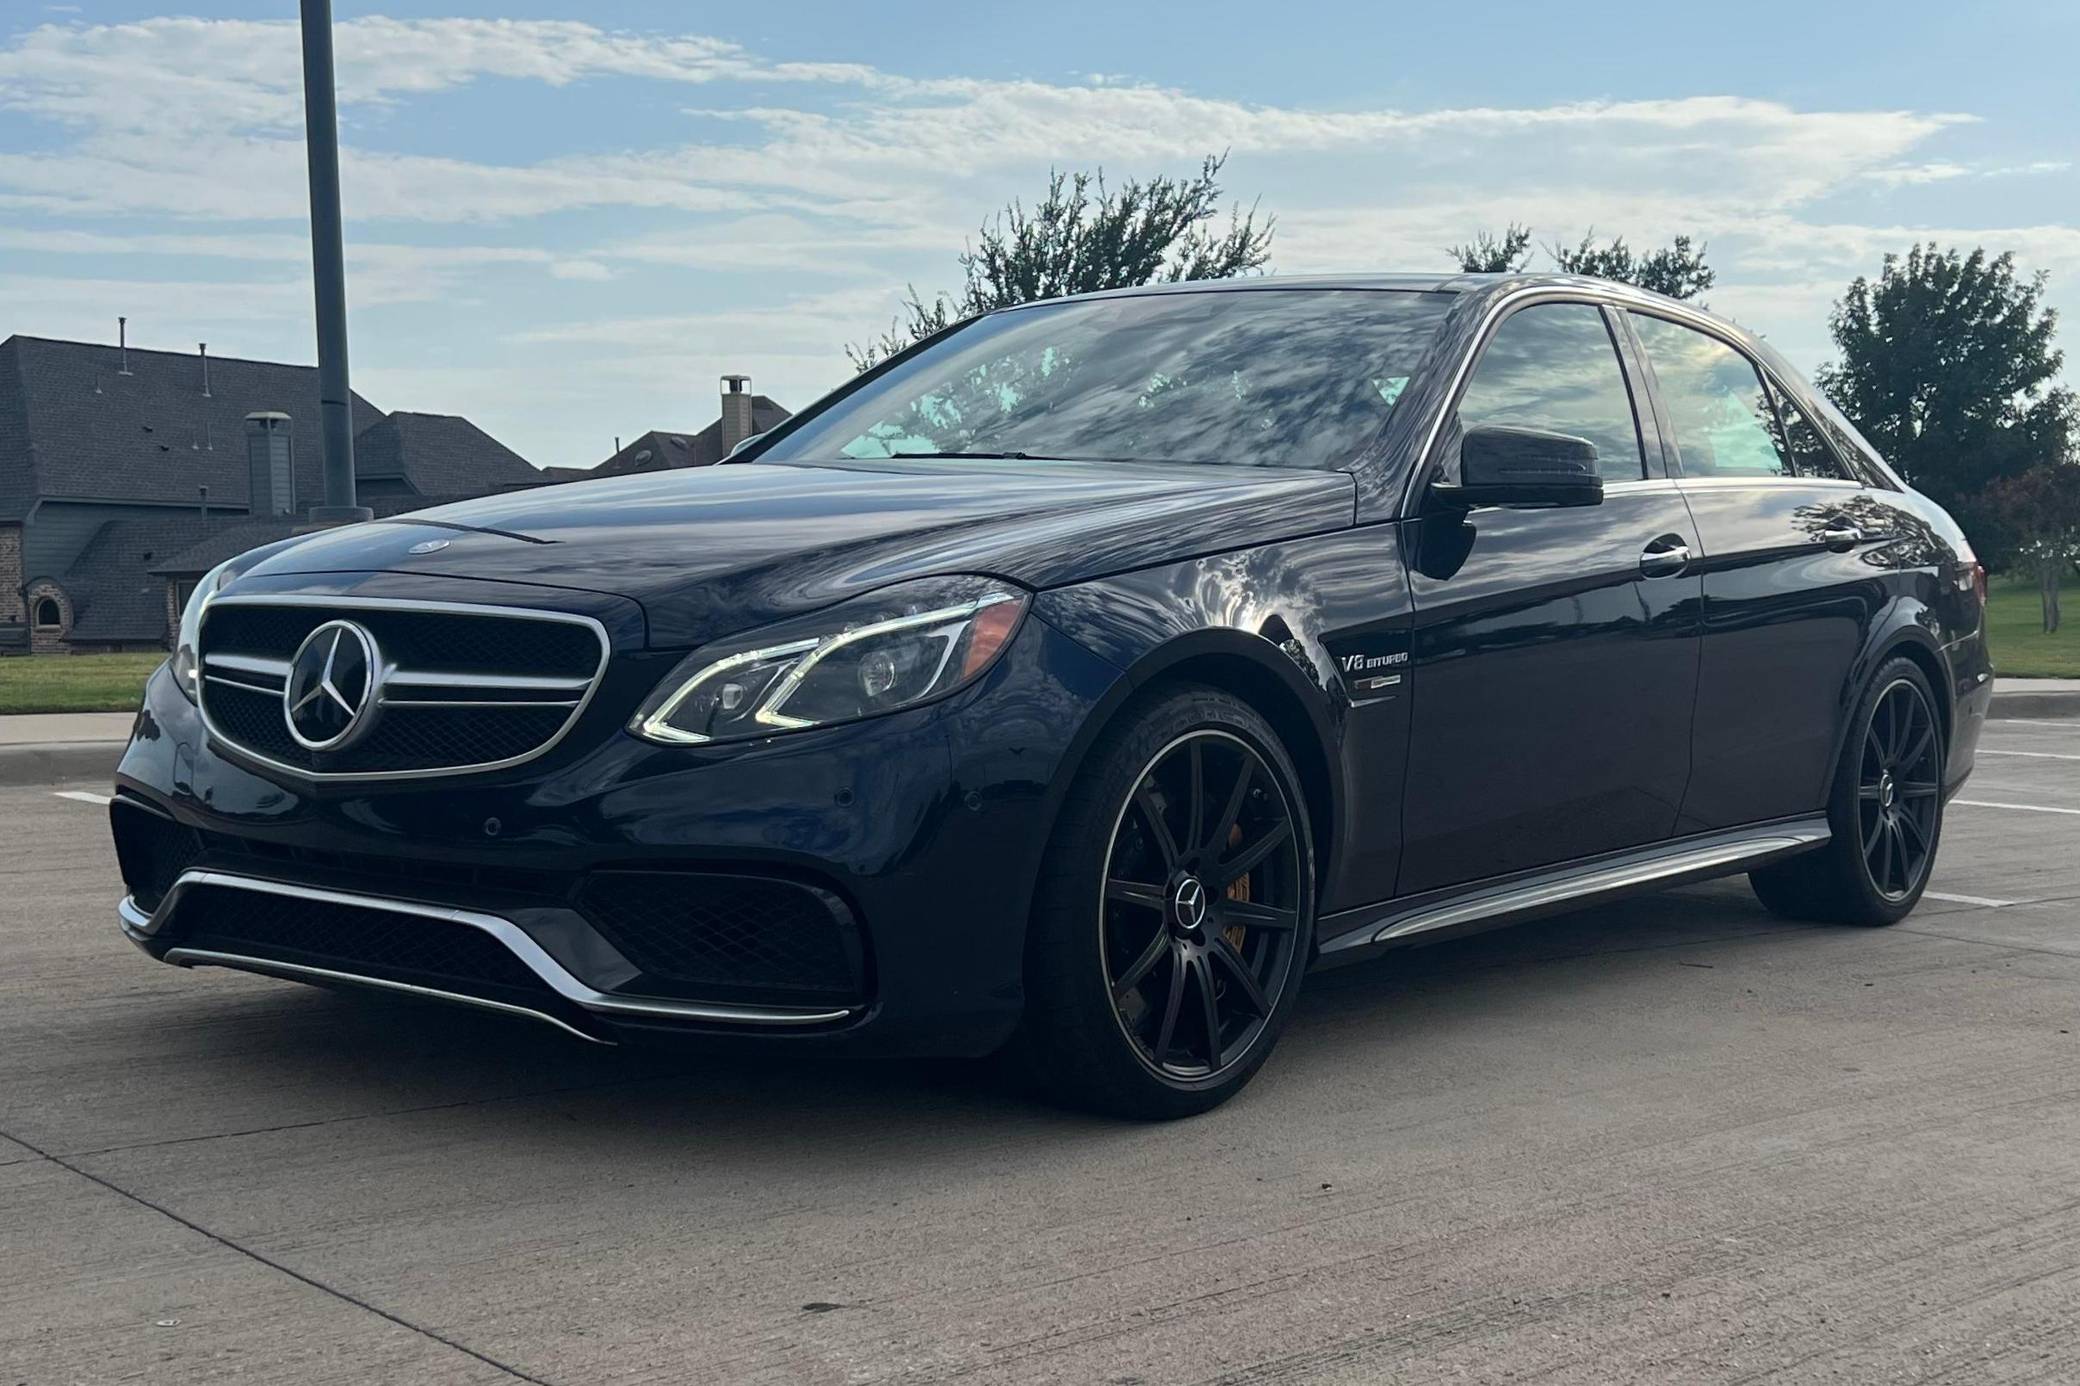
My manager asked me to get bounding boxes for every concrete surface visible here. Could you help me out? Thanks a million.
[4,721,2079,1384]
[0,712,137,746]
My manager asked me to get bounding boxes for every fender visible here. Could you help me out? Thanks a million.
[1823,595,1953,777]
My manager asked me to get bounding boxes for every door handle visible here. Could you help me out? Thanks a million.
[1639,541,1691,577]
[1818,527,1864,551]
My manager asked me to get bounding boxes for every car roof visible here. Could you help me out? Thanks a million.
[1001,271,1712,318]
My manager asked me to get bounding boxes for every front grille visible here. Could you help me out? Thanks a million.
[112,800,203,911]
[165,882,554,1007]
[195,598,607,778]
[575,870,866,1004]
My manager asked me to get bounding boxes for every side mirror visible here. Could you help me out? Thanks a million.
[1432,424,1604,509]
[722,431,768,463]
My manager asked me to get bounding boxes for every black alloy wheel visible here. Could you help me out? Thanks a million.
[1857,678,1942,901]
[1751,656,1946,926]
[1014,686,1316,1118]
[1100,729,1305,1081]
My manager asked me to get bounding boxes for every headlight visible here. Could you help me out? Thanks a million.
[630,576,1029,745]
[169,558,239,705]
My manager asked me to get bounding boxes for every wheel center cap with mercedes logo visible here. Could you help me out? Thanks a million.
[283,619,381,750]
[1169,874,1210,937]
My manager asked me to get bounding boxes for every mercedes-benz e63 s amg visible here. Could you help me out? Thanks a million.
[111,274,1991,1117]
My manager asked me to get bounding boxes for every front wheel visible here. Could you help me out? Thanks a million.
[1750,656,1946,926]
[1014,687,1316,1119]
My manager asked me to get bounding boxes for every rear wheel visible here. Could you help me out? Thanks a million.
[1014,687,1315,1119]
[1750,656,1945,925]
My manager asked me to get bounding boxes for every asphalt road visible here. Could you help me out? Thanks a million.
[5,720,2079,1385]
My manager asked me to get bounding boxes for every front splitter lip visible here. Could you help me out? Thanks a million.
[120,870,861,1039]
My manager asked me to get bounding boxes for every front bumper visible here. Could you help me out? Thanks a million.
[112,608,1124,1055]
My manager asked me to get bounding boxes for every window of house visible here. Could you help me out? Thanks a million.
[33,597,62,628]
[1630,314,1794,478]
[1452,303,1648,482]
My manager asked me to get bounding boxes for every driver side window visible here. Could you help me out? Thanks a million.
[1455,304,1648,483]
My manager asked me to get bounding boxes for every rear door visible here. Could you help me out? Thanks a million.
[1625,311,1887,831]
[1398,301,1703,894]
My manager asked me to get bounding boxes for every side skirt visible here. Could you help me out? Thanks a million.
[1313,816,1830,966]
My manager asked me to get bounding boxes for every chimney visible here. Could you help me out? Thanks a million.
[118,317,132,375]
[720,374,756,453]
[244,412,296,517]
[199,343,211,397]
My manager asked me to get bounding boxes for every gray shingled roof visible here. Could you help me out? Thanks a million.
[592,397,791,477]
[0,334,387,520]
[0,336,541,519]
[353,411,538,493]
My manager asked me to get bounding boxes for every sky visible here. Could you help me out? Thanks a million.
[2,1,2076,471]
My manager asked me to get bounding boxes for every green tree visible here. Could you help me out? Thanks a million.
[1448,226,1714,300]
[849,154,1274,370]
[1447,223,1533,274]
[1988,463,2080,632]
[1816,245,2077,565]
[1549,232,1714,301]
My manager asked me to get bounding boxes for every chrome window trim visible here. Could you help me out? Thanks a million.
[1399,281,1808,518]
[122,869,858,1029]
[195,594,612,783]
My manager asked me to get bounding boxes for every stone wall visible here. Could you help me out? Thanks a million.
[26,578,73,655]
[0,523,23,624]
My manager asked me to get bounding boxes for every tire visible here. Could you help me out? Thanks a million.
[1013,685,1317,1119]
[1749,656,1946,926]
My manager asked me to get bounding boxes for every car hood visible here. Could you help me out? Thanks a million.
[237,459,1355,647]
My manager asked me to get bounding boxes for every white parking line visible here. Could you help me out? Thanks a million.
[1952,799,2080,817]
[1986,718,2080,729]
[52,789,112,806]
[1924,891,2017,908]
[1976,749,2080,761]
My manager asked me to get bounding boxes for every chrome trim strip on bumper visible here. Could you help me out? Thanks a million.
[122,869,858,1030]
[194,594,613,783]
[1322,817,1833,954]
[162,947,614,1045]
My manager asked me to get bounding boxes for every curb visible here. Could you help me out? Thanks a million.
[0,741,122,788]
[1989,690,2080,720]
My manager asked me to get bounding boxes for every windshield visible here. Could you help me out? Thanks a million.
[765,288,1455,470]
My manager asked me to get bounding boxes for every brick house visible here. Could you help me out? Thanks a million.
[0,332,541,654]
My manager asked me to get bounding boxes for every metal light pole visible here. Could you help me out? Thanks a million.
[299,0,371,524]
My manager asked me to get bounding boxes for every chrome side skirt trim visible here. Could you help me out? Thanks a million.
[162,947,614,1045]
[1320,817,1832,956]
[125,870,858,1030]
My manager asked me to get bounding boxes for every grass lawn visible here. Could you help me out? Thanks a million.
[0,650,164,715]
[1985,576,2080,679]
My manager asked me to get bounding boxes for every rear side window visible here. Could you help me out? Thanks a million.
[1454,304,1646,482]
[1630,314,1792,478]
[1766,382,1854,481]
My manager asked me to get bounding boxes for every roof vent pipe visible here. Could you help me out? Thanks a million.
[720,373,755,453]
[118,317,132,375]
[199,343,211,397]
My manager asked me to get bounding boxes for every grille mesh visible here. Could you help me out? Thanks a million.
[197,601,603,776]
[170,884,551,1001]
[112,803,204,911]
[575,871,864,1002]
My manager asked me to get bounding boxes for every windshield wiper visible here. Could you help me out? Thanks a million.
[886,449,1043,461]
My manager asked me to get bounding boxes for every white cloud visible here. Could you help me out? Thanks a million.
[0,13,2066,464]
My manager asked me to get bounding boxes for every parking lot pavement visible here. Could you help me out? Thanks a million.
[5,723,2078,1386]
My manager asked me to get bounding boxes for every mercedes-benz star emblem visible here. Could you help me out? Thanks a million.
[1170,876,1209,932]
[283,619,380,751]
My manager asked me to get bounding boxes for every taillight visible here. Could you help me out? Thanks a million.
[1956,540,1987,607]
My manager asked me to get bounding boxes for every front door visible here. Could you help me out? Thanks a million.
[1399,302,1703,894]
